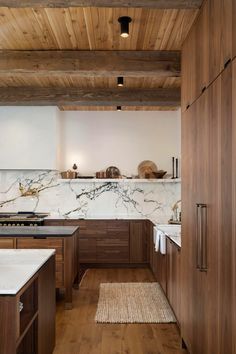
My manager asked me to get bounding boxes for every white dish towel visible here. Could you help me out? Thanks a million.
[159,232,167,255]
[153,226,160,252]
[153,226,167,255]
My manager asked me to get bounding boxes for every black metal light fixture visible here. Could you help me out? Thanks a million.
[117,106,122,111]
[117,77,124,87]
[118,16,132,38]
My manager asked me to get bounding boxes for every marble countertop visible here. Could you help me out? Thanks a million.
[157,224,181,248]
[0,249,55,295]
[45,215,148,220]
[167,235,181,248]
[0,226,79,237]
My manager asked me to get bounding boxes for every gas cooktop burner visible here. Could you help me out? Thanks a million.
[0,212,49,226]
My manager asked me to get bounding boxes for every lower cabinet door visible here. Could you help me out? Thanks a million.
[0,238,14,248]
[166,238,181,322]
[130,221,148,263]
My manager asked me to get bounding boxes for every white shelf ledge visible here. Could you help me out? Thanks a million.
[58,178,181,183]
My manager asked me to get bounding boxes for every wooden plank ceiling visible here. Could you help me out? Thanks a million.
[0,6,199,110]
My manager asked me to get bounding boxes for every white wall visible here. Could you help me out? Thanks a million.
[0,107,61,170]
[60,110,181,176]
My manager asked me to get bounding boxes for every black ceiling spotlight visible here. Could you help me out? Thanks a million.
[118,16,132,38]
[117,77,124,87]
[117,106,122,111]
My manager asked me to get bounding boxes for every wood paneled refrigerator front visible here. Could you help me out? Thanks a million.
[181,63,234,353]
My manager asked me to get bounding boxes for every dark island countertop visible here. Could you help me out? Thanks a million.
[0,226,79,237]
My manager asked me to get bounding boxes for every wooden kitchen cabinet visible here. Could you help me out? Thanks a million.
[149,223,167,294]
[208,0,232,83]
[48,219,149,265]
[166,238,181,323]
[155,250,167,294]
[0,255,55,354]
[130,220,148,264]
[233,1,236,58]
[182,0,233,112]
[181,18,197,111]
[181,64,234,354]
[232,58,236,354]
[1,231,79,309]
[0,238,15,248]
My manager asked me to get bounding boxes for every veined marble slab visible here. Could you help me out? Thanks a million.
[0,249,55,295]
[0,170,181,224]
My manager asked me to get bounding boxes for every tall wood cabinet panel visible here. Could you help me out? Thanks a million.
[130,221,148,263]
[182,0,209,111]
[181,21,197,111]
[208,0,232,82]
[166,238,181,323]
[232,59,236,354]
[181,64,234,354]
[182,0,233,112]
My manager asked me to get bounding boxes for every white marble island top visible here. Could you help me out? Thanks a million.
[0,249,55,295]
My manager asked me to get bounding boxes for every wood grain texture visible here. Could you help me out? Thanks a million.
[130,220,148,263]
[0,7,197,51]
[0,6,197,110]
[38,256,56,354]
[182,0,234,112]
[166,238,181,324]
[232,58,236,354]
[233,1,236,59]
[53,268,187,354]
[0,0,203,9]
[0,86,181,106]
[0,50,181,78]
[59,105,179,111]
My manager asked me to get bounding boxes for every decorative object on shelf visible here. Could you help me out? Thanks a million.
[118,16,132,38]
[176,158,179,178]
[77,176,95,179]
[61,170,77,179]
[106,166,121,178]
[96,171,107,179]
[138,160,158,179]
[171,157,179,179]
[152,170,167,179]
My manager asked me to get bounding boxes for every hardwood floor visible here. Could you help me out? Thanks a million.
[53,268,187,354]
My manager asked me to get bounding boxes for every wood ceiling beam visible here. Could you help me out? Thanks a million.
[0,50,181,78]
[0,1,202,9]
[0,87,181,106]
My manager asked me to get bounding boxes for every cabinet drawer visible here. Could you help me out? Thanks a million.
[78,236,96,262]
[97,247,129,263]
[97,237,129,247]
[0,238,14,249]
[106,220,129,232]
[43,220,64,226]
[17,238,64,261]
[55,262,64,288]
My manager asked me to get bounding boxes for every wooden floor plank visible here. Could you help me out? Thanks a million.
[53,268,187,354]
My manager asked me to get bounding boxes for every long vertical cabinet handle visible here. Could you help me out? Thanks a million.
[196,204,202,269]
[196,203,208,272]
[200,204,207,272]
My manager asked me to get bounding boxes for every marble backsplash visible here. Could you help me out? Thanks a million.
[0,171,181,224]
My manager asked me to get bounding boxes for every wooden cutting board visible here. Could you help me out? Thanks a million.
[138,160,158,178]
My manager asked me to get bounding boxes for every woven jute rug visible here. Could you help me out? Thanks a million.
[95,282,176,324]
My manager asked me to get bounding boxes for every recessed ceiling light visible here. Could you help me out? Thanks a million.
[117,77,124,87]
[118,16,132,38]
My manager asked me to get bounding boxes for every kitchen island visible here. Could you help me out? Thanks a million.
[0,226,79,309]
[0,249,55,354]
